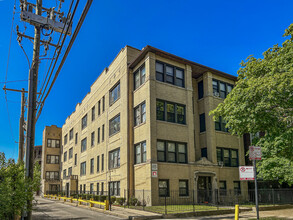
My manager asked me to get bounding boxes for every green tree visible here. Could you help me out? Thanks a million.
[210,25,293,185]
[0,152,41,219]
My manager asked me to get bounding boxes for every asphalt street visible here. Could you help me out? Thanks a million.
[32,196,123,220]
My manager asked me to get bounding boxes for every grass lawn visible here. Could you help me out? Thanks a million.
[128,205,228,214]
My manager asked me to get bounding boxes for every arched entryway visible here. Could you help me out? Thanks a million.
[194,171,218,204]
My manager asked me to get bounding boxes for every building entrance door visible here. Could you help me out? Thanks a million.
[66,183,70,197]
[197,176,212,203]
[49,184,60,194]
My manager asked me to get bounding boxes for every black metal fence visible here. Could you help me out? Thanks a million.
[44,188,293,214]
[120,188,293,214]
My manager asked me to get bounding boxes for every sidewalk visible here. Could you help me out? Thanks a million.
[41,196,163,220]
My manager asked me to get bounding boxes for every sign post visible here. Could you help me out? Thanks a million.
[249,146,262,220]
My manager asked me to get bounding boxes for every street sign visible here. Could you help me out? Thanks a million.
[239,166,255,180]
[152,171,158,178]
[152,163,158,171]
[249,146,262,160]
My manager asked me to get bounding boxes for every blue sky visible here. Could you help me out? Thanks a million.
[1,0,293,160]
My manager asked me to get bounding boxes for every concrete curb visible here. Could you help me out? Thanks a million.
[252,204,293,212]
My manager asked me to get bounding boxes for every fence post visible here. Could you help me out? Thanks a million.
[143,189,145,211]
[164,192,167,215]
[272,188,275,206]
[193,189,195,213]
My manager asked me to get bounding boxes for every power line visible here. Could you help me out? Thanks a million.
[0,79,28,84]
[37,0,76,102]
[36,0,93,121]
[4,0,17,85]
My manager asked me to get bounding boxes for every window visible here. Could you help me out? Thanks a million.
[74,154,77,166]
[64,134,68,145]
[219,181,227,196]
[199,113,206,132]
[69,148,73,159]
[134,64,146,90]
[97,127,100,143]
[109,82,120,105]
[83,184,86,193]
[64,151,67,162]
[81,138,87,152]
[69,129,73,140]
[135,141,146,164]
[234,181,241,195]
[159,180,169,197]
[91,132,95,147]
[134,102,146,126]
[102,96,105,112]
[109,148,120,169]
[75,133,78,145]
[215,116,228,132]
[90,183,94,194]
[157,140,187,163]
[80,185,82,194]
[47,139,60,148]
[81,114,87,130]
[109,181,120,196]
[63,169,66,178]
[156,100,185,124]
[90,158,94,174]
[46,171,59,180]
[92,106,95,121]
[97,155,100,172]
[212,79,233,98]
[217,148,239,167]
[101,182,104,195]
[179,180,188,196]
[68,167,72,177]
[109,114,120,136]
[80,161,86,176]
[155,61,185,87]
[201,148,207,158]
[97,183,99,194]
[101,154,104,171]
[46,155,59,164]
[98,100,101,115]
[198,81,204,99]
[102,124,105,141]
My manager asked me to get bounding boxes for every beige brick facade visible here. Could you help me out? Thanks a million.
[60,45,247,205]
[41,125,62,195]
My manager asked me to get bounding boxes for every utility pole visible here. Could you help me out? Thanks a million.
[2,86,27,163]
[19,88,26,163]
[24,0,42,219]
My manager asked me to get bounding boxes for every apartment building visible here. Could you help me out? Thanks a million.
[41,125,62,194]
[33,145,42,166]
[61,45,247,205]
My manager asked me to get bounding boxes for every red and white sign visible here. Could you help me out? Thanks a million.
[152,171,158,178]
[249,146,262,160]
[239,166,255,180]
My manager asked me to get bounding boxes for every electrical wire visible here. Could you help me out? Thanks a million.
[37,0,76,102]
[0,79,28,84]
[4,0,17,85]
[36,0,93,121]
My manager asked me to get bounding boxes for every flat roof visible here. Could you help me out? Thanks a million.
[129,45,237,80]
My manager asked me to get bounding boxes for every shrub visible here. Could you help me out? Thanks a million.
[100,195,107,202]
[116,197,126,205]
[111,196,116,204]
[129,197,138,206]
[93,195,100,201]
